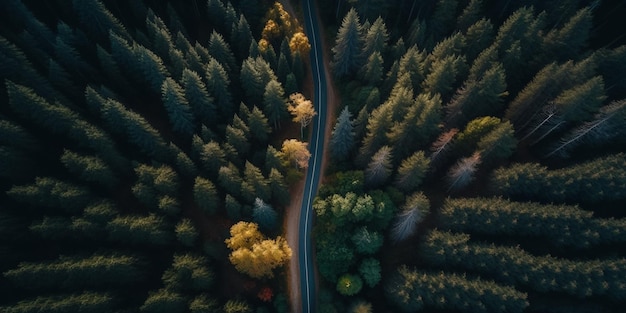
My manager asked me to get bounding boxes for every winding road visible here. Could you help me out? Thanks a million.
[299,0,327,312]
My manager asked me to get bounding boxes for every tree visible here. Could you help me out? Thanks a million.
[456,0,484,31]
[289,32,311,57]
[332,8,364,77]
[464,18,494,61]
[193,177,218,215]
[189,295,219,313]
[162,254,212,291]
[205,57,233,120]
[447,152,481,191]
[542,8,592,62]
[208,31,236,74]
[223,300,252,313]
[359,51,384,86]
[241,56,278,102]
[2,292,114,313]
[351,227,383,255]
[336,274,363,296]
[175,219,198,247]
[225,222,292,279]
[140,289,186,313]
[288,92,317,138]
[390,192,430,242]
[359,258,381,287]
[246,106,271,144]
[60,150,118,189]
[182,69,216,126]
[199,141,226,178]
[253,198,278,232]
[218,163,243,199]
[429,0,459,41]
[72,0,128,42]
[8,177,94,214]
[231,14,253,59]
[330,107,355,162]
[455,116,501,155]
[280,139,310,169]
[477,121,517,162]
[394,151,430,193]
[161,77,195,135]
[365,146,393,188]
[108,214,173,246]
[263,80,288,129]
[362,17,389,57]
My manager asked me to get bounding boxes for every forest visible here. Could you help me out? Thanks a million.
[1,0,626,313]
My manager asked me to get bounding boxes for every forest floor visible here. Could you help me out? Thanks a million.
[281,0,339,312]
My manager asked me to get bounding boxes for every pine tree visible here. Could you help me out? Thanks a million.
[182,68,216,126]
[175,219,199,247]
[269,168,289,206]
[194,177,219,215]
[199,141,227,178]
[245,161,270,201]
[205,57,233,121]
[447,152,481,191]
[464,18,494,62]
[161,77,195,135]
[477,121,517,162]
[253,198,278,232]
[332,8,364,77]
[140,289,186,313]
[8,177,94,214]
[363,17,389,57]
[209,31,237,74]
[358,105,392,166]
[359,258,382,288]
[365,146,393,188]
[390,192,430,242]
[394,151,430,193]
[359,51,384,86]
[542,7,592,62]
[263,80,288,129]
[423,54,466,100]
[134,44,170,94]
[246,106,271,144]
[108,214,173,246]
[218,163,243,198]
[231,14,253,59]
[2,292,114,313]
[330,107,355,162]
[241,56,278,102]
[456,0,484,31]
[60,150,118,189]
[72,0,129,42]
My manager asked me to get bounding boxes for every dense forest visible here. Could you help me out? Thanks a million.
[1,0,311,312]
[314,0,626,312]
[1,0,626,313]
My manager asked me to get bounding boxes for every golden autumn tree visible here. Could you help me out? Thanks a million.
[288,93,317,138]
[289,32,311,56]
[280,139,311,169]
[225,222,292,279]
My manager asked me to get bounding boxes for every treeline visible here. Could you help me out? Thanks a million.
[0,0,308,312]
[315,0,626,312]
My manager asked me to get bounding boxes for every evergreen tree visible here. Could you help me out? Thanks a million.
[199,141,227,178]
[193,177,219,215]
[362,17,389,57]
[134,44,169,94]
[447,152,481,191]
[332,8,364,77]
[209,31,237,74]
[464,18,494,61]
[359,51,384,86]
[456,0,484,31]
[218,163,243,199]
[162,254,213,291]
[72,0,129,42]
[330,107,355,162]
[245,162,270,201]
[182,69,216,126]
[365,146,393,188]
[175,219,198,247]
[60,150,118,189]
[542,7,592,62]
[161,77,195,135]
[108,214,173,246]
[246,106,271,144]
[269,168,289,206]
[394,151,430,193]
[358,104,392,166]
[253,198,278,232]
[390,192,430,242]
[429,0,459,42]
[8,177,94,214]
[231,14,253,60]
[359,258,382,288]
[477,121,517,162]
[263,79,288,129]
[2,292,114,313]
[241,56,279,102]
[140,289,186,313]
[351,227,383,255]
[205,57,233,121]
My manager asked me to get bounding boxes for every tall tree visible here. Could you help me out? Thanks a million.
[390,192,430,243]
[447,152,481,191]
[280,139,310,169]
[263,80,288,129]
[365,146,393,188]
[332,8,364,77]
[362,17,389,57]
[253,198,278,232]
[394,151,430,193]
[60,150,118,189]
[330,107,355,162]
[182,69,216,126]
[205,57,233,120]
[161,77,195,135]
[193,177,219,215]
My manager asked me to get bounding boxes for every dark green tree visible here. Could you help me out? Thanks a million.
[330,107,355,162]
[332,8,364,77]
[182,69,216,126]
[107,214,173,246]
[60,150,118,189]
[394,151,430,193]
[140,289,186,313]
[359,258,381,288]
[209,31,236,74]
[263,79,288,129]
[8,177,94,214]
[194,177,219,215]
[205,57,233,121]
[161,77,195,135]
[253,198,278,233]
[351,226,383,255]
[175,218,198,247]
[162,254,213,291]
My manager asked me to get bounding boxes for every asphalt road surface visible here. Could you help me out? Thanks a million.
[299,0,327,312]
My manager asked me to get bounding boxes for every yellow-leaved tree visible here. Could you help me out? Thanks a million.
[288,93,317,138]
[280,139,311,169]
[225,222,292,279]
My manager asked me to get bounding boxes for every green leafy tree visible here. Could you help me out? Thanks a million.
[336,274,363,296]
[351,227,383,255]
[359,258,381,288]
[332,8,364,77]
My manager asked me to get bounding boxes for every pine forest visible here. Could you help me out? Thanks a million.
[1,0,626,312]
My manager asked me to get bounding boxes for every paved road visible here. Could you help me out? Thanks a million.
[299,0,327,312]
